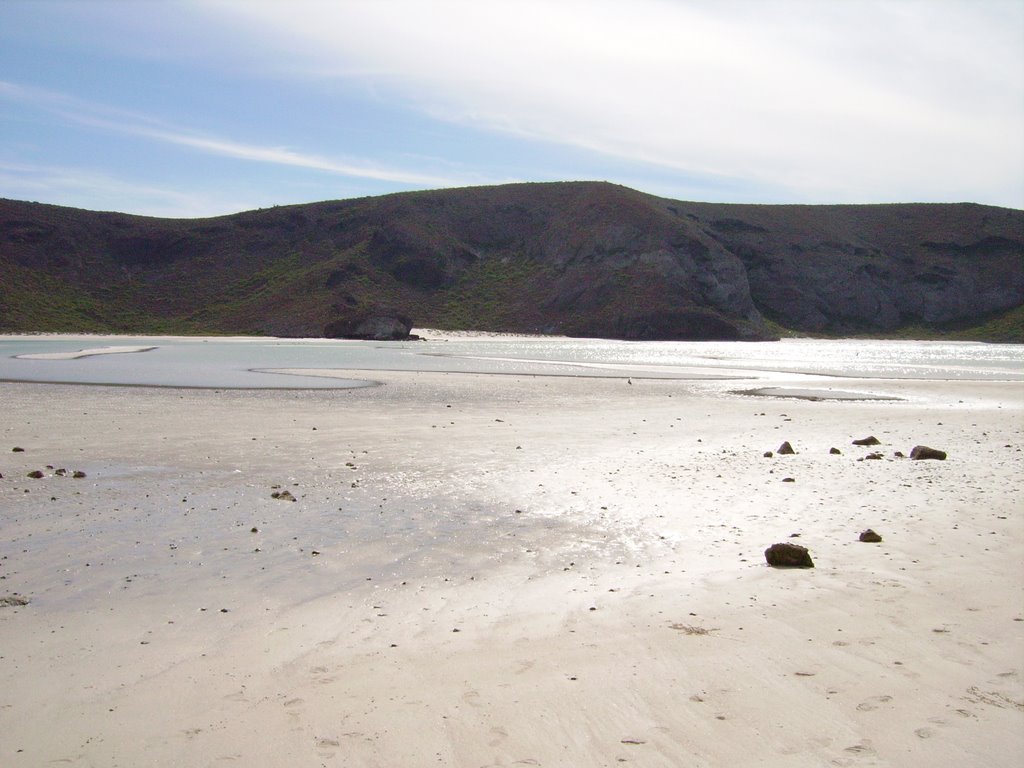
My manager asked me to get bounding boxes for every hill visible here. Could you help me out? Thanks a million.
[1,182,1022,341]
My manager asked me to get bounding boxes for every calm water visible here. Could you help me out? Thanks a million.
[0,335,1021,388]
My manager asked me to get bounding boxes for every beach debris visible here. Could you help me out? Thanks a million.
[26,470,44,479]
[829,447,842,455]
[764,542,814,568]
[777,441,796,455]
[763,451,773,458]
[910,445,947,461]
[271,490,296,502]
[0,595,29,608]
[670,623,717,636]
[11,446,24,452]
[621,738,647,745]
[859,529,883,543]
[853,436,881,446]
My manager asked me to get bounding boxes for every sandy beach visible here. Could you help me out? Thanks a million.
[1,355,1022,766]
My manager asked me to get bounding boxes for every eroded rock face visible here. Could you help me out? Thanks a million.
[324,314,413,340]
[765,542,814,568]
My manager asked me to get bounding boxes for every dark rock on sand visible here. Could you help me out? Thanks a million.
[0,595,30,608]
[829,447,842,455]
[12,447,24,452]
[72,470,86,478]
[763,451,773,458]
[765,542,814,568]
[271,490,296,502]
[865,452,883,460]
[778,441,796,455]
[852,436,881,446]
[26,470,44,479]
[859,529,883,543]
[910,445,947,460]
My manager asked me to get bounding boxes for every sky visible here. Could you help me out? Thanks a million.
[1,0,1022,218]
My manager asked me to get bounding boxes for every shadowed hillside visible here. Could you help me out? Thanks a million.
[1,182,1022,340]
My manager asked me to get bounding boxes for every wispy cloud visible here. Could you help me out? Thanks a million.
[0,80,463,188]
[200,0,1024,206]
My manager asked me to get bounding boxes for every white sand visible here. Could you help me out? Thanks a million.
[1,369,1022,766]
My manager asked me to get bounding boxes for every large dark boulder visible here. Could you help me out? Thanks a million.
[765,542,814,568]
[910,445,947,460]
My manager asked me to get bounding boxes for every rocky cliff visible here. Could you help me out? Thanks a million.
[1,182,1021,340]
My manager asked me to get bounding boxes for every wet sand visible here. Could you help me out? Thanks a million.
[1,367,1022,766]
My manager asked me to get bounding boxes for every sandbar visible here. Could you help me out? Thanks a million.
[14,345,158,360]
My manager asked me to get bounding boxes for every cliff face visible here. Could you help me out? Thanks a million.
[1,182,1022,340]
[682,202,1024,334]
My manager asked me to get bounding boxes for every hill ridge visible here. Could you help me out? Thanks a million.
[2,182,1022,341]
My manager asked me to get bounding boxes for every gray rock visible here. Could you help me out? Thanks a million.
[765,542,814,568]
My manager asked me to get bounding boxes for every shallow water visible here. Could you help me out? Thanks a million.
[0,335,1021,388]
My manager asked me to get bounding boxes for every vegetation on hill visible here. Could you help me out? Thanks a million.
[1,182,1021,341]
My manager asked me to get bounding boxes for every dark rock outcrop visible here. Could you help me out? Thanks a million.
[765,542,814,568]
[325,314,413,340]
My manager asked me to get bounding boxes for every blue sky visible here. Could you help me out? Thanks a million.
[1,0,1022,217]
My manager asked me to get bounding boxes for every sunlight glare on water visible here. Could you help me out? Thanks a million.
[0,336,1021,388]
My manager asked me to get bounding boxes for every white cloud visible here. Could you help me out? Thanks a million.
[0,80,464,188]
[200,0,1024,206]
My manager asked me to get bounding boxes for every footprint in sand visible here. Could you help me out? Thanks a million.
[488,726,509,747]
[463,689,483,708]
[283,697,305,726]
[316,737,340,758]
[856,695,893,712]
[513,659,535,675]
